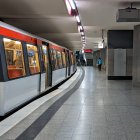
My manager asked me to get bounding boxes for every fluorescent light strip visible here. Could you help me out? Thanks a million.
[79,25,83,30]
[78,25,83,32]
[69,0,76,9]
[76,15,80,23]
[98,42,103,48]
[68,0,85,47]
[65,0,72,15]
[81,32,84,35]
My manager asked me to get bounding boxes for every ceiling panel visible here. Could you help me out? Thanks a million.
[0,0,68,17]
[3,17,78,33]
[0,0,139,51]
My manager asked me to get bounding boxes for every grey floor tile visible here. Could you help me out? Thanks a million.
[91,130,108,139]
[73,128,91,135]
[72,134,90,140]
[55,136,72,140]
[2,67,140,140]
[35,134,55,140]
[108,134,127,140]
[126,132,136,140]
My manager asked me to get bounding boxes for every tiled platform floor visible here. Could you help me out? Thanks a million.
[1,67,140,140]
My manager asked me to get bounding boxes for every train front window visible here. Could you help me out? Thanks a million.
[26,44,40,74]
[3,38,26,79]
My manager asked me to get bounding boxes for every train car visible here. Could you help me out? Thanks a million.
[49,44,67,86]
[0,21,76,116]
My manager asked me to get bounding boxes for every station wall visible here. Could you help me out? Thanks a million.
[107,30,133,80]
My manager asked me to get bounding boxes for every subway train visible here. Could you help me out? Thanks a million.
[0,22,77,116]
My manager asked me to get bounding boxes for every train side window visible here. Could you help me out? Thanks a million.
[26,44,40,74]
[73,55,76,65]
[62,51,66,67]
[71,54,74,65]
[3,38,26,79]
[57,51,63,68]
[41,45,48,72]
[53,49,58,70]
[50,49,55,70]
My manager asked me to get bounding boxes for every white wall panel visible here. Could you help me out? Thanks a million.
[114,49,126,76]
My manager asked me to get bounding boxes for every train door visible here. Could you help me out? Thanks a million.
[70,52,74,73]
[66,50,71,76]
[62,50,67,78]
[40,44,50,92]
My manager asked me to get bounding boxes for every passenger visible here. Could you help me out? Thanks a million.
[82,59,86,66]
[79,54,85,66]
[97,57,103,71]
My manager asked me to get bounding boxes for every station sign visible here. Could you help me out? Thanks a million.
[84,49,93,53]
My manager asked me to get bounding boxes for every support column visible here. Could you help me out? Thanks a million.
[107,30,133,80]
[133,25,140,87]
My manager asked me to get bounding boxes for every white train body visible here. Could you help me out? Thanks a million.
[0,22,76,116]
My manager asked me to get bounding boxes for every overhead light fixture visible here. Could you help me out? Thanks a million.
[78,25,83,32]
[65,0,72,15]
[80,25,83,30]
[82,36,85,39]
[65,0,76,15]
[98,42,103,48]
[81,32,84,36]
[76,15,80,23]
[65,0,86,49]
[69,0,76,10]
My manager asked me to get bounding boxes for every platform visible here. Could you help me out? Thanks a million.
[1,67,140,140]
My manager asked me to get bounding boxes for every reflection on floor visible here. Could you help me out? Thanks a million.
[1,67,140,140]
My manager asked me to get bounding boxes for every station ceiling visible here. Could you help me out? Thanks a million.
[0,0,140,51]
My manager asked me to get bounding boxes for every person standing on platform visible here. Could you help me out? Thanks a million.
[97,57,103,71]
